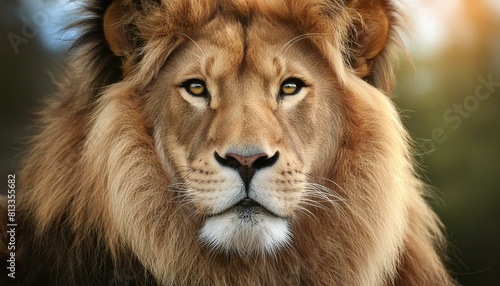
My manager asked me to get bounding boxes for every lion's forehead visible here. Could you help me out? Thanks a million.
[189,16,306,82]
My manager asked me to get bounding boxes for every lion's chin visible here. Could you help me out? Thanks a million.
[199,207,291,256]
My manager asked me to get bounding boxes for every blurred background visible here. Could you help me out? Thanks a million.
[1,0,499,284]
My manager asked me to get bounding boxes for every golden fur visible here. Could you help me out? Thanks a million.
[0,0,454,285]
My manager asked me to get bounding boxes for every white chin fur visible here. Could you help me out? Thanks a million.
[199,210,291,256]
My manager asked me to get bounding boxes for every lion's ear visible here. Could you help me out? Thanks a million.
[103,1,137,65]
[347,0,392,79]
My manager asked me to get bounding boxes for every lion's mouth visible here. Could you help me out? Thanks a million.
[236,197,259,208]
[209,198,283,220]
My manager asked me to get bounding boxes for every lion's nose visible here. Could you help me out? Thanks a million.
[214,151,279,189]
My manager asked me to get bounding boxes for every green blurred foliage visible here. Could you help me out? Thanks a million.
[1,1,499,285]
[394,2,500,284]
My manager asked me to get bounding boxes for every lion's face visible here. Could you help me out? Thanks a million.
[147,16,342,255]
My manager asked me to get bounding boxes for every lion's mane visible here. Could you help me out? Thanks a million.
[0,0,454,285]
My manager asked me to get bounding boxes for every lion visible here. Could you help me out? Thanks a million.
[0,0,454,285]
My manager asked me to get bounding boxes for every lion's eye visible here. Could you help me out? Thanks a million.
[182,79,208,97]
[279,78,304,96]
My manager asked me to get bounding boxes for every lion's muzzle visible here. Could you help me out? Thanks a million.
[214,150,279,189]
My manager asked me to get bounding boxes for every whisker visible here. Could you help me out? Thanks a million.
[297,173,352,221]
[294,204,318,221]
[178,32,206,60]
[276,33,329,57]
[304,173,348,195]
[304,183,344,204]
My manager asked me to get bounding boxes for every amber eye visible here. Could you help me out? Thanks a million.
[182,79,208,97]
[279,78,304,96]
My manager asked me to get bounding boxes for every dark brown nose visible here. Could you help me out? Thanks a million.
[214,151,279,189]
